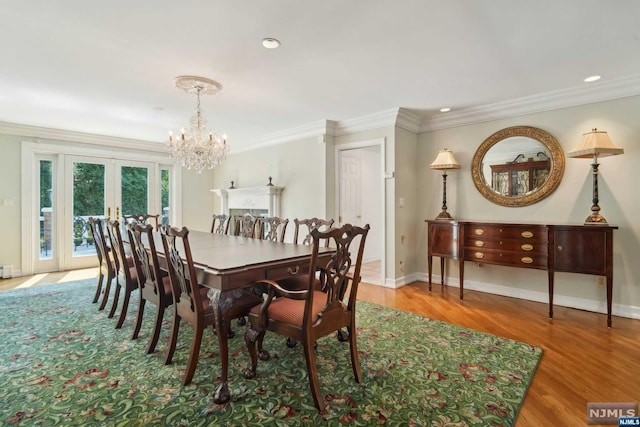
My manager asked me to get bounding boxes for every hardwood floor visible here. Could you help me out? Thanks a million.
[2,270,638,426]
[358,281,640,427]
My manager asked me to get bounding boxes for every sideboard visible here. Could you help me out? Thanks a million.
[426,220,618,327]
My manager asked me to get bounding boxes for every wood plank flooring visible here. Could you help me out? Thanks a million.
[2,270,638,426]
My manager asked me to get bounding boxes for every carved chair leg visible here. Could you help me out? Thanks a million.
[99,270,114,311]
[243,325,260,379]
[286,337,297,348]
[108,280,121,318]
[146,305,164,354]
[227,322,235,339]
[93,270,104,303]
[131,298,146,340]
[115,287,131,329]
[257,330,269,361]
[303,337,325,413]
[348,325,363,383]
[164,311,181,365]
[182,324,204,386]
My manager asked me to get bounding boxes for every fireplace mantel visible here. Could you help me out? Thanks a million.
[211,186,284,217]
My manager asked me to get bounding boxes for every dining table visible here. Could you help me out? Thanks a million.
[149,229,333,404]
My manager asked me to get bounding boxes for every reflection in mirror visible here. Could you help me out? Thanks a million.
[471,126,565,207]
[483,137,550,196]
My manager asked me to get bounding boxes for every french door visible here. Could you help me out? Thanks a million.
[61,156,156,269]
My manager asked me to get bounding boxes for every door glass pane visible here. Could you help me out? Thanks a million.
[39,160,53,260]
[161,168,170,226]
[121,166,148,218]
[73,162,105,257]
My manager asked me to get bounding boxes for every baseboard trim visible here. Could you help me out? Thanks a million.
[410,273,640,321]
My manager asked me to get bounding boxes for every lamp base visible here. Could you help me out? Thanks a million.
[435,211,454,220]
[584,213,608,225]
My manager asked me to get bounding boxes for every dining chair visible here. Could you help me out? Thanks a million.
[260,217,289,242]
[127,222,175,354]
[231,213,261,238]
[278,217,335,292]
[87,217,116,311]
[161,225,262,385]
[293,217,335,246]
[210,213,230,234]
[244,223,370,413]
[105,219,141,328]
[123,214,160,230]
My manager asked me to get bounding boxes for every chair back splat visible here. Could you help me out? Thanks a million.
[293,217,334,246]
[261,217,289,242]
[232,213,261,238]
[244,223,370,413]
[210,214,230,234]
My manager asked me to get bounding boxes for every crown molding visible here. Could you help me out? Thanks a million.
[420,74,640,132]
[395,107,422,133]
[242,120,336,153]
[333,108,400,135]
[0,120,165,152]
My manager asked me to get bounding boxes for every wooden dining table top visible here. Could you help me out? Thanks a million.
[147,229,333,290]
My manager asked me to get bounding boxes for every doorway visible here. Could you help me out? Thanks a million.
[336,139,385,285]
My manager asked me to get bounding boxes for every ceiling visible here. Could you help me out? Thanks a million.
[1,1,639,152]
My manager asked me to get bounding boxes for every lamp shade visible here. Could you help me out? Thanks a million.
[430,149,461,170]
[567,128,624,159]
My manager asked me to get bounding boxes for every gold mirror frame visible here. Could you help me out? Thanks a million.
[471,126,565,207]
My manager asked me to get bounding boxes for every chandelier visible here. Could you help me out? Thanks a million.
[168,76,229,173]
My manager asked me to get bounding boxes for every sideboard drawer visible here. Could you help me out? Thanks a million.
[465,238,547,252]
[468,249,547,268]
[464,223,548,241]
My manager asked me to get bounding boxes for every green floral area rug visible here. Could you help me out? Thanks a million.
[0,280,542,426]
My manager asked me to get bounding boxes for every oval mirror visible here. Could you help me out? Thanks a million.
[471,126,565,207]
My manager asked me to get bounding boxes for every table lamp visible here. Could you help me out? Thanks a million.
[430,148,461,220]
[567,128,623,224]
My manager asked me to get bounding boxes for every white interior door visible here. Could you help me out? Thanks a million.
[339,154,362,226]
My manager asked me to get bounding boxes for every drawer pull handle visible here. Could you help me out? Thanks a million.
[521,231,534,238]
[474,252,484,259]
[287,266,300,275]
[557,245,563,251]
[521,257,533,264]
[521,244,533,251]
[474,229,485,236]
[474,240,484,247]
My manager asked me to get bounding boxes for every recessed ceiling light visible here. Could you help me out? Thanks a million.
[584,75,601,83]
[262,38,281,49]
[440,107,451,112]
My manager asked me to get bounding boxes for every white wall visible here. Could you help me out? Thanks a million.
[212,135,328,243]
[0,136,23,270]
[417,95,640,318]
